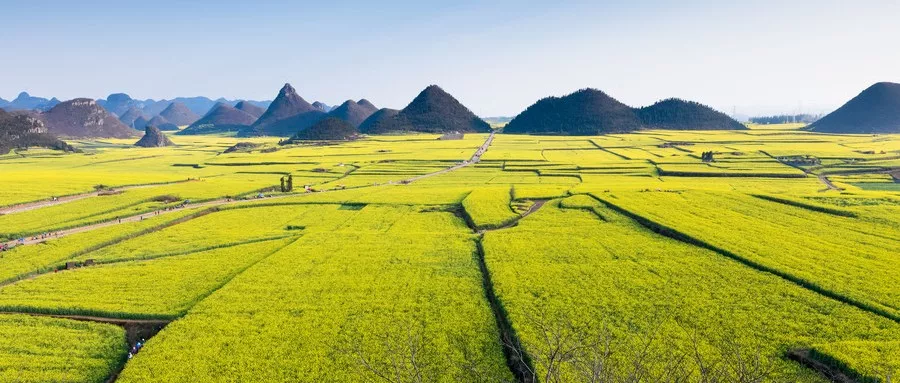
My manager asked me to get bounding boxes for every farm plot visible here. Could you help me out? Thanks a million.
[0,238,293,319]
[0,314,125,383]
[116,207,511,382]
[482,197,900,381]
[461,186,519,230]
[0,208,201,285]
[590,190,900,320]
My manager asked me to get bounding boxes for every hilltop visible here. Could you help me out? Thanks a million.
[367,85,490,134]
[118,107,147,128]
[328,99,379,127]
[240,83,324,137]
[358,108,400,133]
[41,98,138,138]
[247,83,319,135]
[146,115,179,131]
[159,102,200,126]
[178,103,258,135]
[809,82,900,133]
[313,101,334,112]
[134,125,175,147]
[98,93,144,116]
[504,88,642,135]
[0,109,75,154]
[637,98,746,130]
[235,101,265,119]
[133,116,149,130]
[285,117,359,142]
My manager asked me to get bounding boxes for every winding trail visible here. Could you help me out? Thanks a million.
[0,179,198,216]
[1,133,496,249]
[479,199,547,234]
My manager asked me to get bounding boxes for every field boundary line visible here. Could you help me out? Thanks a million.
[474,236,536,383]
[588,193,900,324]
[91,235,298,267]
[166,236,303,318]
[749,194,857,218]
[0,207,220,288]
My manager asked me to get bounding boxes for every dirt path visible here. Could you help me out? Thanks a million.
[479,199,547,234]
[2,133,497,249]
[0,179,197,216]
[817,175,842,191]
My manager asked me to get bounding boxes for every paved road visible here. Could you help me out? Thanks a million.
[0,180,196,216]
[1,133,497,249]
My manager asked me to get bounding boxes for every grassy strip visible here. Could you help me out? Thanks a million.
[751,194,857,218]
[589,193,900,324]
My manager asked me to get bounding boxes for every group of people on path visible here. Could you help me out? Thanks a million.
[128,338,146,359]
[1,232,60,252]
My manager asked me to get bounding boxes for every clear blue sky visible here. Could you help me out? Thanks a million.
[1,0,898,116]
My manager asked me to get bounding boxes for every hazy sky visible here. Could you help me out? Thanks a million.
[1,0,898,116]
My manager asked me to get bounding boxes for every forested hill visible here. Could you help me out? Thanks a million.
[505,89,745,134]
[366,85,491,134]
[637,98,746,130]
[809,82,900,133]
[503,88,642,135]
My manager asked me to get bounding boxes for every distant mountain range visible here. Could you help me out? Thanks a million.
[808,82,900,133]
[0,92,60,112]
[504,88,745,135]
[95,93,271,119]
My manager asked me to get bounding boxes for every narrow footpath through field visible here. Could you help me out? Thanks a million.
[0,179,198,215]
[1,133,497,249]
[817,175,841,191]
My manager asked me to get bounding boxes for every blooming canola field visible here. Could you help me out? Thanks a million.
[0,127,899,382]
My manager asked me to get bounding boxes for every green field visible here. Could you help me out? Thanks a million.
[1,127,899,382]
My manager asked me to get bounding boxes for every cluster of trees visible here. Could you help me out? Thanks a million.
[280,175,293,192]
[701,151,715,162]
[749,114,821,124]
